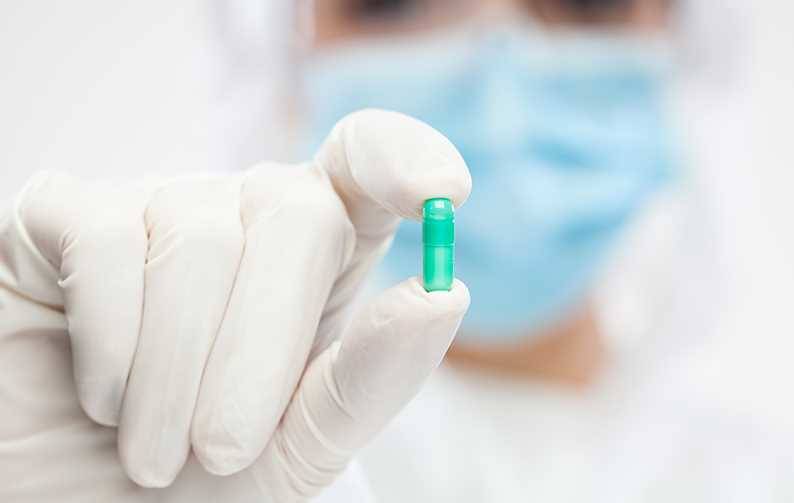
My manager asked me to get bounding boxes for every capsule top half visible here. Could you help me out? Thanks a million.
[422,198,454,246]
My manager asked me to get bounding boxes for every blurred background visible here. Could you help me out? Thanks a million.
[2,1,794,501]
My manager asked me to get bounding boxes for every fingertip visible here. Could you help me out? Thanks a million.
[190,404,264,477]
[386,277,470,321]
[117,412,190,489]
[191,424,256,477]
[325,109,472,222]
[348,109,471,215]
[75,378,124,427]
[123,468,178,489]
[118,444,180,489]
[192,442,253,477]
[426,278,471,312]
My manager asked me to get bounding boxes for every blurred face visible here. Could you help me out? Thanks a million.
[310,0,674,46]
[300,0,679,384]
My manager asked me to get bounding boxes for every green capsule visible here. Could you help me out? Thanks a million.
[422,198,454,292]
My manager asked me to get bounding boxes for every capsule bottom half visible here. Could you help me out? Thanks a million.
[423,244,454,292]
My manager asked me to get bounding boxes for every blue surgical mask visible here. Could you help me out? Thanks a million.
[303,27,676,339]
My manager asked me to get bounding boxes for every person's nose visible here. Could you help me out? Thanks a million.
[475,0,531,25]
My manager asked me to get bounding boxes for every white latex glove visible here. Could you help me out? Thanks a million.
[0,110,471,502]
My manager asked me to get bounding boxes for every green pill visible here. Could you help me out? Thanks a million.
[422,198,454,292]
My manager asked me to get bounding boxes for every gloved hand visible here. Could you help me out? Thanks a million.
[0,110,471,502]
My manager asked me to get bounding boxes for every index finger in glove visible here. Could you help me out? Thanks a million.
[318,108,471,242]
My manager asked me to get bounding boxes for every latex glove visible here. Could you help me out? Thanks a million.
[0,110,470,501]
